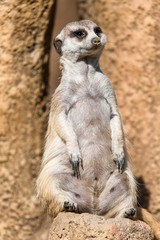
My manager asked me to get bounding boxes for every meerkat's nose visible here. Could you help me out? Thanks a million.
[92,37,101,46]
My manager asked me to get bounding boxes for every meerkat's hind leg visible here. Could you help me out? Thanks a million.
[47,196,78,217]
[103,201,136,220]
[63,201,79,213]
[46,191,80,217]
[111,198,137,220]
[124,207,136,219]
[36,163,80,217]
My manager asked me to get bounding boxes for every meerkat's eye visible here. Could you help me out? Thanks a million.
[72,30,87,39]
[94,27,102,36]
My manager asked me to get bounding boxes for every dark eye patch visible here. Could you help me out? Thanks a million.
[70,29,87,39]
[94,27,102,36]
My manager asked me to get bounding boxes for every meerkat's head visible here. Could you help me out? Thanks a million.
[54,20,107,60]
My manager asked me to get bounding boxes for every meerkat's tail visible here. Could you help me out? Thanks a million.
[137,207,160,240]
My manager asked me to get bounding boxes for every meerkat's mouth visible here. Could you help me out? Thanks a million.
[79,44,103,59]
[92,44,101,49]
[87,45,103,53]
[86,44,102,51]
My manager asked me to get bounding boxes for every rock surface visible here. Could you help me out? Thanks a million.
[48,212,154,240]
[77,0,160,220]
[0,1,55,239]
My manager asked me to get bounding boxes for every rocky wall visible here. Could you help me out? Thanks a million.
[0,0,55,239]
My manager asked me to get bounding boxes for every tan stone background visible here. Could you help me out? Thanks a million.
[0,1,55,239]
[0,0,160,239]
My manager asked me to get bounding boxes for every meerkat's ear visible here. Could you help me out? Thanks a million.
[54,38,62,55]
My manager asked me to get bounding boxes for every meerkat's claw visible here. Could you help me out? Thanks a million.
[80,156,84,170]
[69,154,83,179]
[124,208,136,218]
[114,153,125,173]
[63,201,79,213]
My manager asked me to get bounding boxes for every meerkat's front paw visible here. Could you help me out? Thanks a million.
[69,151,83,179]
[113,151,125,173]
[63,201,79,213]
[67,142,83,178]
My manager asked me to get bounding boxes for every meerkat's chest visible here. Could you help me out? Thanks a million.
[66,84,111,128]
[66,83,106,108]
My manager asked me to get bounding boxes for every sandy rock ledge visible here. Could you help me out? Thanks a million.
[48,212,154,240]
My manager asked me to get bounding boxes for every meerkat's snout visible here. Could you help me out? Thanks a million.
[92,37,101,46]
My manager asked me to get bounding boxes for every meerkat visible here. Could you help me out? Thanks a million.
[36,20,160,239]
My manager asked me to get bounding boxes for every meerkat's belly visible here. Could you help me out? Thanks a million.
[68,94,116,181]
